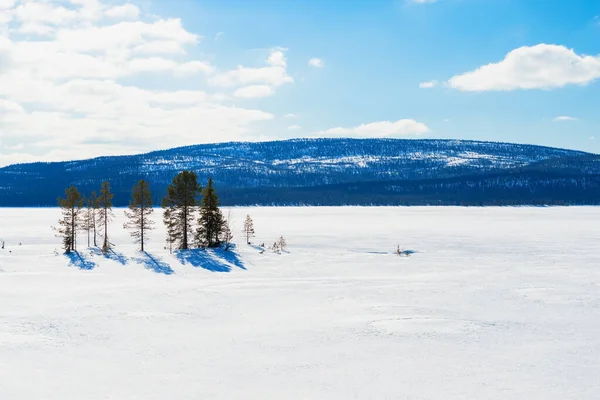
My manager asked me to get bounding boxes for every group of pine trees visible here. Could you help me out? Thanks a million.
[55,171,232,254]
[56,181,115,254]
[162,172,232,251]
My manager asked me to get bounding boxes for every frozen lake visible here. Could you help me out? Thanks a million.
[1,207,599,399]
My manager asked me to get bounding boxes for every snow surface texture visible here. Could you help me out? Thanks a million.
[1,207,599,399]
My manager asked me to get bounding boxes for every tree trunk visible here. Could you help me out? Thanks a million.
[183,186,188,250]
[71,207,75,252]
[140,206,145,253]
[103,206,108,251]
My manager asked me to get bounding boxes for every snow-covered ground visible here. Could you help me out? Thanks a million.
[1,207,599,399]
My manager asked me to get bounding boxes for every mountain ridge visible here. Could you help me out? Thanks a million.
[1,138,598,206]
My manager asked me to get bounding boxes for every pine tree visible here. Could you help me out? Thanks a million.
[163,207,178,253]
[56,186,84,253]
[221,210,234,251]
[124,180,155,252]
[243,214,255,244]
[89,191,99,247]
[83,197,94,248]
[196,177,225,248]
[162,171,202,250]
[97,181,114,253]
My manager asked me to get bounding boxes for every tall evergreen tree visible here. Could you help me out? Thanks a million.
[162,171,202,250]
[243,214,255,244]
[196,177,225,248]
[97,181,114,253]
[56,186,84,253]
[124,180,154,252]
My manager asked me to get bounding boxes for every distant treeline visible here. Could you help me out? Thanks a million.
[4,171,600,207]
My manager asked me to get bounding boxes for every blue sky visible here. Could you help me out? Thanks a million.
[0,0,599,166]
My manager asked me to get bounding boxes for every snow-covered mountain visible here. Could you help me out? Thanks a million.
[1,138,599,206]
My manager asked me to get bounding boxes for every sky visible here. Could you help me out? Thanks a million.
[0,0,599,166]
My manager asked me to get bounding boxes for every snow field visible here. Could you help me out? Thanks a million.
[1,207,599,399]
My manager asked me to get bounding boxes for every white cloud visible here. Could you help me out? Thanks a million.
[553,116,577,121]
[18,22,56,36]
[0,0,17,8]
[14,2,79,26]
[174,61,215,76]
[419,80,437,88]
[287,125,301,130]
[283,113,298,118]
[0,98,25,115]
[268,50,287,68]
[318,119,429,138]
[0,0,283,166]
[133,40,186,55]
[234,85,274,98]
[447,44,600,91]
[308,58,324,68]
[105,3,140,20]
[209,49,294,89]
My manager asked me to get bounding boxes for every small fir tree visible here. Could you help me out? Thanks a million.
[97,181,114,253]
[243,214,255,244]
[277,236,287,252]
[270,241,280,254]
[124,180,155,252]
[162,171,202,250]
[56,186,84,253]
[196,177,225,248]
[221,210,234,251]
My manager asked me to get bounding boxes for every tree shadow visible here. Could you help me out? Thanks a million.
[133,252,174,275]
[212,246,246,270]
[175,245,245,272]
[88,247,128,265]
[105,248,128,265]
[65,251,96,270]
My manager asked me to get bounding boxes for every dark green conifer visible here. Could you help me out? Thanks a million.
[56,186,84,253]
[196,177,225,248]
[162,171,202,250]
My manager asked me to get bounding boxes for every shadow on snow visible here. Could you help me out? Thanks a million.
[175,244,245,272]
[65,251,96,270]
[88,247,128,265]
[105,248,128,265]
[133,252,174,275]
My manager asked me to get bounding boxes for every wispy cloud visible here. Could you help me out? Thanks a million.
[308,58,324,68]
[317,119,429,138]
[419,80,438,89]
[553,116,578,122]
